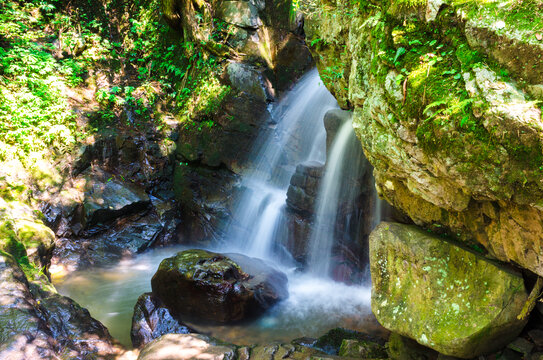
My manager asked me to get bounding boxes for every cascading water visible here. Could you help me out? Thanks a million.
[220,68,337,262]
[55,68,385,347]
[307,118,369,277]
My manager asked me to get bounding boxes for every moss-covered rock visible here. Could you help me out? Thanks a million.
[151,249,288,323]
[370,222,528,358]
[301,0,543,277]
[386,332,437,360]
[339,339,388,358]
[0,198,55,273]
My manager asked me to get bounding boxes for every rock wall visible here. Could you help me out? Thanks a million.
[301,0,543,276]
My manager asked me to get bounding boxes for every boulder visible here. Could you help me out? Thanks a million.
[286,161,324,215]
[131,292,195,348]
[0,251,119,359]
[370,222,528,358]
[227,62,271,102]
[81,174,150,227]
[151,249,288,323]
[138,333,236,360]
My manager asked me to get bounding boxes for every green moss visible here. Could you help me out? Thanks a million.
[386,0,427,16]
[452,0,543,39]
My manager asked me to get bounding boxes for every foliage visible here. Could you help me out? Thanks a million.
[0,0,231,164]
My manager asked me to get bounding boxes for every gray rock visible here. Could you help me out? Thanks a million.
[286,161,324,215]
[507,337,534,356]
[82,175,150,227]
[323,109,352,154]
[528,329,543,348]
[138,333,236,360]
[227,62,270,102]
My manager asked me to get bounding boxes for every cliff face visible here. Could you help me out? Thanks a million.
[302,0,543,275]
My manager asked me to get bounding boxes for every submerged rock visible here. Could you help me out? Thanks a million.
[370,222,528,358]
[131,292,195,348]
[338,339,387,358]
[151,249,288,323]
[138,333,236,360]
[313,327,385,356]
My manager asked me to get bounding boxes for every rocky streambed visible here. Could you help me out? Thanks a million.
[3,0,543,358]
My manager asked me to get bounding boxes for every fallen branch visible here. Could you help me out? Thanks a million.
[402,78,408,105]
[518,276,543,321]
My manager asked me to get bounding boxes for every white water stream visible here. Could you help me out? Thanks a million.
[220,68,336,262]
[308,119,368,277]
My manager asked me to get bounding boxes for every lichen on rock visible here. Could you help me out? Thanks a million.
[370,222,528,358]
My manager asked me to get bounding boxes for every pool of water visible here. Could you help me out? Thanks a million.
[54,246,386,348]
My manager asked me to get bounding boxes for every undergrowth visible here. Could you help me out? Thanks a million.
[0,0,230,164]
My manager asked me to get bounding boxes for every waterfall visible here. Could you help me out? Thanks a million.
[221,69,337,262]
[54,68,382,347]
[307,118,369,278]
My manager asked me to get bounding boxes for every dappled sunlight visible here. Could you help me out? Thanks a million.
[143,335,228,360]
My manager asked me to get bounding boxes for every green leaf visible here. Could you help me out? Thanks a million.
[393,47,406,64]
[423,100,448,115]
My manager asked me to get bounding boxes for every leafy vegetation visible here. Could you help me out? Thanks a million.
[0,0,231,165]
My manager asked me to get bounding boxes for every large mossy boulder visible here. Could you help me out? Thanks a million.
[370,222,528,358]
[151,249,288,323]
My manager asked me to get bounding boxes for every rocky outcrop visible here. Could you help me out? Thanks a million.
[370,222,528,357]
[301,0,543,277]
[40,126,180,277]
[131,292,195,348]
[0,251,121,359]
[151,249,288,323]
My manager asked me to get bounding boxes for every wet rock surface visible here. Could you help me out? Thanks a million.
[370,222,528,358]
[136,332,364,360]
[0,252,120,359]
[286,161,324,215]
[42,129,179,277]
[131,292,195,348]
[151,249,288,323]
